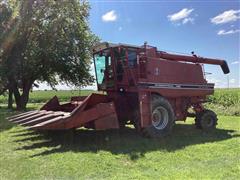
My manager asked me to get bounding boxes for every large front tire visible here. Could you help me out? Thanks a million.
[142,95,175,138]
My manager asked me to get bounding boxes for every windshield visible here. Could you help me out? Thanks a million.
[94,51,112,88]
[95,55,106,84]
[94,47,138,89]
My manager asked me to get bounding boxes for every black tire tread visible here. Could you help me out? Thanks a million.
[195,109,218,130]
[142,95,175,138]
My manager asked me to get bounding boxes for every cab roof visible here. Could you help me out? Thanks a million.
[93,42,141,53]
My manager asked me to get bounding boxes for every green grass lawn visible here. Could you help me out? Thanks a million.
[0,89,239,179]
[0,106,240,179]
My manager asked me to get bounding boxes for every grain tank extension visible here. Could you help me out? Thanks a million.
[8,42,230,137]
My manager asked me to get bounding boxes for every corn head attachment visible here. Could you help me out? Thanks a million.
[8,93,119,130]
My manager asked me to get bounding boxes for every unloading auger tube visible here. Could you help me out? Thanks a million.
[157,51,230,74]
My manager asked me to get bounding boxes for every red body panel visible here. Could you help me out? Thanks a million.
[146,58,206,84]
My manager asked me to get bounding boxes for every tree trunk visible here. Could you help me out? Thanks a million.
[12,83,21,110]
[7,88,13,109]
[18,88,30,110]
[14,81,32,111]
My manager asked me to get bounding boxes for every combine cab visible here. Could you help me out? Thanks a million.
[8,42,230,137]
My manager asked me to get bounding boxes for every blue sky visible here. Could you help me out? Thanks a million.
[38,0,240,90]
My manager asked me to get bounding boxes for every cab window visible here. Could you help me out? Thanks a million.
[128,50,137,67]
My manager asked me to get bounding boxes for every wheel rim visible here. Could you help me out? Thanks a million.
[202,116,214,128]
[151,106,169,130]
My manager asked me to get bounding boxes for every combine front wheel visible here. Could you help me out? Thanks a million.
[195,110,218,130]
[142,95,175,138]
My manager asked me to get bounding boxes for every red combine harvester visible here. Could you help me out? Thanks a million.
[8,42,230,137]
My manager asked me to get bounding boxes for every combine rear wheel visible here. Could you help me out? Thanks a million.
[195,110,218,130]
[142,95,175,138]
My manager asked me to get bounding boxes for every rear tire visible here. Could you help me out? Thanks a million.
[195,109,217,130]
[142,95,175,138]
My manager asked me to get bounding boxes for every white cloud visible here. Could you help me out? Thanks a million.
[217,29,240,35]
[206,76,229,88]
[168,8,194,25]
[207,77,224,88]
[182,17,194,24]
[118,26,122,31]
[102,10,117,22]
[207,77,221,84]
[168,8,194,21]
[231,60,240,65]
[230,78,236,84]
[211,9,240,24]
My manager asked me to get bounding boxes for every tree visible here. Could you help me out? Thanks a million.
[0,1,16,108]
[0,0,98,110]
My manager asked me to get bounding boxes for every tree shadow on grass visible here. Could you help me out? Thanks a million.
[14,123,240,160]
[0,108,17,132]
